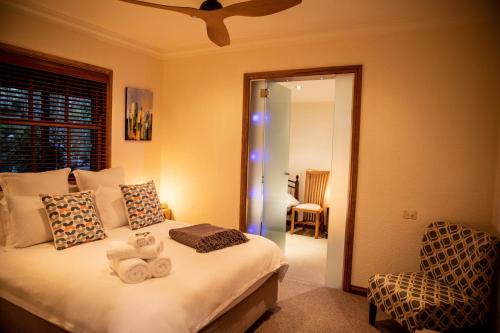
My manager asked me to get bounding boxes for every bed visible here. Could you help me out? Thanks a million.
[286,175,300,225]
[0,220,287,333]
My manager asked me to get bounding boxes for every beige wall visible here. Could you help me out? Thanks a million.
[160,18,500,287]
[326,74,354,288]
[0,4,163,186]
[288,101,334,203]
[1,1,499,292]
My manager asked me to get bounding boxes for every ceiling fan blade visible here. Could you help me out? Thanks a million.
[222,0,302,18]
[119,0,301,47]
[119,0,203,17]
[204,18,231,47]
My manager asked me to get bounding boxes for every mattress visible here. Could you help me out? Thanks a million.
[0,221,287,333]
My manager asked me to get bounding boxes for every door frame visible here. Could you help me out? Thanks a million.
[239,65,364,294]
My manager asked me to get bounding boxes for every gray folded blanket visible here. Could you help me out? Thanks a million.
[169,223,249,253]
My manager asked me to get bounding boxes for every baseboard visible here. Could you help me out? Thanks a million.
[349,285,367,296]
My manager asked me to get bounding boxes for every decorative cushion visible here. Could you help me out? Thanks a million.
[73,167,125,191]
[6,195,53,248]
[367,272,479,332]
[294,203,321,211]
[95,186,128,230]
[40,191,106,250]
[120,181,164,230]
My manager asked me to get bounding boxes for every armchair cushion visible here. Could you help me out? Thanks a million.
[367,222,500,332]
[420,221,500,303]
[294,203,321,211]
[368,272,479,332]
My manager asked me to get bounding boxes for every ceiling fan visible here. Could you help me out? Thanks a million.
[119,0,302,47]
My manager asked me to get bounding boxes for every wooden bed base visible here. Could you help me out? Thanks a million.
[0,273,278,333]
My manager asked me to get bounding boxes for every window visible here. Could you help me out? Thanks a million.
[0,44,112,173]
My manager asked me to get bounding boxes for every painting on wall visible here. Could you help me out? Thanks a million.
[125,87,153,141]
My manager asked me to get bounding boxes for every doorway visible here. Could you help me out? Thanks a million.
[239,65,363,293]
[280,78,334,288]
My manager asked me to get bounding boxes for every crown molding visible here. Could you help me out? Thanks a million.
[3,0,498,61]
[162,13,498,59]
[2,0,164,59]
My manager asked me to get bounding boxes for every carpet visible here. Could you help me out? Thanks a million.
[247,279,428,333]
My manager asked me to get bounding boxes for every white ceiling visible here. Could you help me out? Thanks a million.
[2,0,498,56]
[278,79,335,103]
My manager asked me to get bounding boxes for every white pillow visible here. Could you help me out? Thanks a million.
[287,193,300,208]
[0,168,71,196]
[0,168,70,247]
[5,195,53,248]
[73,167,125,191]
[95,186,128,230]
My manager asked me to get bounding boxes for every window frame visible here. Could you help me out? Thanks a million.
[0,42,113,172]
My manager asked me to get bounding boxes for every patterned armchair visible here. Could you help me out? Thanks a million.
[367,221,500,332]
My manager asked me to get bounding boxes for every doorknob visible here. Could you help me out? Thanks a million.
[284,172,290,176]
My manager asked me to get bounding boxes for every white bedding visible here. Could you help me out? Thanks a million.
[0,221,287,333]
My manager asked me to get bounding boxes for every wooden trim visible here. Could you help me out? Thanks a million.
[239,65,363,294]
[342,65,363,292]
[239,75,251,232]
[106,71,113,168]
[0,42,111,82]
[241,65,362,81]
[349,285,368,296]
[0,42,113,170]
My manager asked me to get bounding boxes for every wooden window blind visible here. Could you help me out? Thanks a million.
[0,44,112,173]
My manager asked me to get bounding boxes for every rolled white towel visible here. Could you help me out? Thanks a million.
[146,233,155,245]
[127,231,155,248]
[109,258,151,284]
[107,241,164,261]
[146,256,172,278]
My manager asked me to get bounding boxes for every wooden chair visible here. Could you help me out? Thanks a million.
[290,170,329,239]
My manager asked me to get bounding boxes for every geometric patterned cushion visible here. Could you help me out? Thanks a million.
[40,191,106,250]
[420,222,499,299]
[367,272,480,332]
[119,181,164,230]
[420,222,500,310]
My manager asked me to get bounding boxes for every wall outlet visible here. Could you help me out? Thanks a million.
[403,210,418,220]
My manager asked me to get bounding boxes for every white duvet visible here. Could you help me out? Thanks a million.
[0,221,287,333]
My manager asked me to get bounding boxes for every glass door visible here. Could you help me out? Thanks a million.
[246,80,266,236]
[261,81,291,250]
[246,80,291,250]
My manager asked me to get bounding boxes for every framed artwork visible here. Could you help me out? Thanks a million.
[125,87,153,141]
